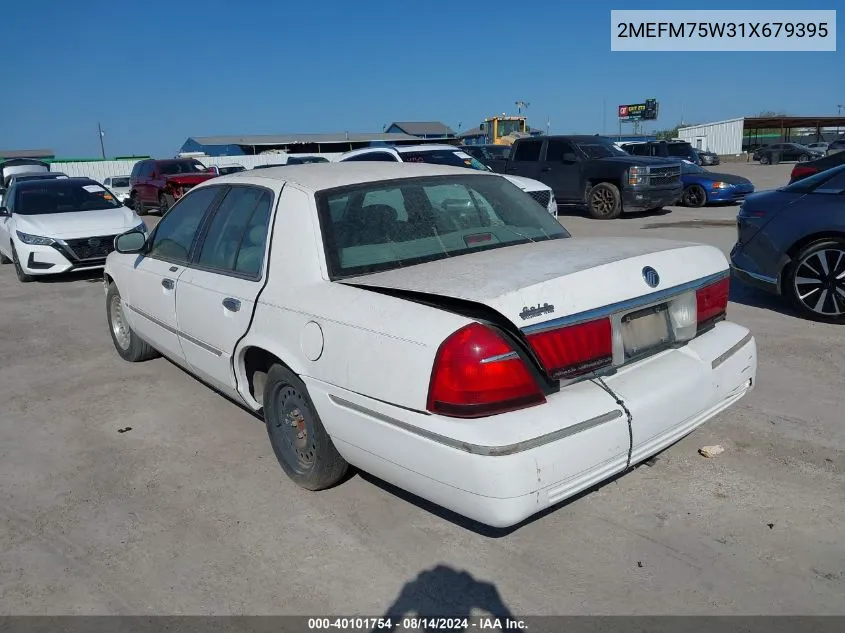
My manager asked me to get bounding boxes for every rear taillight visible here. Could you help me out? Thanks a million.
[525,318,612,380]
[696,277,730,332]
[791,165,817,181]
[427,323,545,418]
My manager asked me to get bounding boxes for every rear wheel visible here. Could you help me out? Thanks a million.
[106,282,160,361]
[11,245,34,283]
[263,364,348,490]
[759,155,770,165]
[682,184,707,208]
[587,182,622,220]
[135,195,148,216]
[158,193,174,214]
[785,238,845,324]
[0,244,11,264]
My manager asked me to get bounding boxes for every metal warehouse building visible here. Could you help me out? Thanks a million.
[679,116,845,156]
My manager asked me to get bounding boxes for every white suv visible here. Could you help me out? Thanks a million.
[337,145,558,215]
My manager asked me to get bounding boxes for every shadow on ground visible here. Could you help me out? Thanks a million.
[380,565,514,631]
[729,279,801,320]
[27,269,104,284]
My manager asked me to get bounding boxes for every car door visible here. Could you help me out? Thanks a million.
[539,138,581,202]
[175,185,274,395]
[126,185,225,362]
[506,139,542,181]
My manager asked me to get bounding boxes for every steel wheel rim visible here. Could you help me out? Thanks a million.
[110,295,131,350]
[271,385,316,471]
[793,248,845,316]
[590,187,614,215]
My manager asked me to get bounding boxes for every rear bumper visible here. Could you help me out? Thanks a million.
[307,321,756,528]
[622,185,683,212]
[730,247,781,295]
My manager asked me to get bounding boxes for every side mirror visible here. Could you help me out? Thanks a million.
[114,230,147,254]
[561,152,578,162]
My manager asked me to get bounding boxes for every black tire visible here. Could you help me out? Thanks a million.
[106,282,160,361]
[11,244,34,282]
[682,184,708,208]
[784,238,845,324]
[135,195,147,216]
[0,245,11,264]
[587,182,622,220]
[263,364,348,491]
[759,154,770,165]
[798,154,810,162]
[158,193,174,214]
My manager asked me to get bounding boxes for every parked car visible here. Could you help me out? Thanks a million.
[753,143,824,164]
[337,145,558,215]
[503,136,682,219]
[788,151,845,183]
[697,150,720,166]
[103,175,131,203]
[460,144,512,172]
[679,163,754,207]
[102,163,756,528]
[252,164,286,170]
[129,158,218,215]
[827,139,845,155]
[286,156,329,165]
[618,140,670,159]
[0,177,145,282]
[807,142,829,154]
[731,164,845,323]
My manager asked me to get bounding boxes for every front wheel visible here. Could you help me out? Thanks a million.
[587,182,622,220]
[785,238,845,324]
[682,184,707,208]
[263,364,348,491]
[106,282,160,361]
[0,244,11,264]
[759,155,770,165]
[158,193,174,214]
[11,245,34,282]
[798,154,810,162]
[134,195,148,216]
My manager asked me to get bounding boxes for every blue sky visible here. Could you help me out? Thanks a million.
[1,0,840,157]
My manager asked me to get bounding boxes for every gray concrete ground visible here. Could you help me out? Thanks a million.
[1,162,843,616]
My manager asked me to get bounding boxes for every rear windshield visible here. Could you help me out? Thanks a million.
[110,176,130,187]
[13,181,123,214]
[159,160,206,175]
[317,174,570,278]
[400,150,491,172]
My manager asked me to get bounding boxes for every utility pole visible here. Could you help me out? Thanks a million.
[515,100,529,115]
[97,122,106,159]
[838,105,844,137]
[602,99,606,135]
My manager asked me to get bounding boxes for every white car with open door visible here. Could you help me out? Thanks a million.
[103,163,756,528]
[0,177,146,282]
[337,144,559,215]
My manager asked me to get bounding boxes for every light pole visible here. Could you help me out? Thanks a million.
[837,105,844,137]
[97,122,106,159]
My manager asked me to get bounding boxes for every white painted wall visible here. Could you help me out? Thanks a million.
[52,153,343,181]
[677,118,745,155]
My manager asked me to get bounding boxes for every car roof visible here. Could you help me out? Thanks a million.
[14,176,95,190]
[207,162,487,193]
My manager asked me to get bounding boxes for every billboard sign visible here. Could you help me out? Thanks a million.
[618,99,659,121]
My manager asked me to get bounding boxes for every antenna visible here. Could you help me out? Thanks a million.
[515,100,530,115]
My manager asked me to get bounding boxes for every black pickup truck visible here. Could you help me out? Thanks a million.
[498,135,683,219]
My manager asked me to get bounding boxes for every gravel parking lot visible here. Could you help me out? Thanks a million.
[1,162,843,616]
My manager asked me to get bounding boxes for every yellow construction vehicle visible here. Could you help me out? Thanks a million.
[479,114,530,145]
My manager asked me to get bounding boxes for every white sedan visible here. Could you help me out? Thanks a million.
[0,177,146,282]
[103,175,132,203]
[337,145,559,215]
[103,163,756,528]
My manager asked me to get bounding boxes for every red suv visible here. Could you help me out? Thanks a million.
[129,158,218,215]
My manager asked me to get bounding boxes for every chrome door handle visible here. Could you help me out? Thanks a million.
[161,278,175,290]
[222,298,241,312]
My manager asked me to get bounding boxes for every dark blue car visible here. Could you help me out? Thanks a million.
[679,162,755,207]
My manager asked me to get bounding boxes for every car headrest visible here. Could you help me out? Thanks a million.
[354,204,398,225]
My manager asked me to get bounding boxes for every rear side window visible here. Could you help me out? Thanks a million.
[512,140,542,162]
[545,139,577,161]
[343,152,398,162]
[196,186,273,278]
